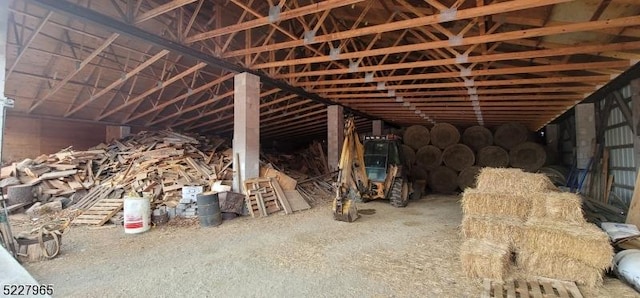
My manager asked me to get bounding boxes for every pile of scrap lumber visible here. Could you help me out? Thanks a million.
[1,130,233,223]
[461,168,614,288]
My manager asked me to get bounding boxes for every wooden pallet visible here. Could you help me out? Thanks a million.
[243,177,293,217]
[72,198,124,226]
[482,278,583,298]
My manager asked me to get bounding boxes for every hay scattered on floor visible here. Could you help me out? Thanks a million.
[461,215,523,247]
[461,239,511,280]
[530,192,585,224]
[516,250,604,287]
[461,189,530,220]
[521,219,613,269]
[475,168,557,195]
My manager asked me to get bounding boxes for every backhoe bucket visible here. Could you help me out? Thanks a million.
[332,197,358,222]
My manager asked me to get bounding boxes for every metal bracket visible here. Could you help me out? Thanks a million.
[304,30,316,44]
[268,5,281,23]
[448,35,463,47]
[348,61,358,73]
[329,47,341,60]
[455,53,469,64]
[376,82,386,90]
[387,90,395,97]
[0,98,14,109]
[364,72,374,83]
[395,96,403,102]
[439,8,457,23]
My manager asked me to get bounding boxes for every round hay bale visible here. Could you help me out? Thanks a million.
[403,125,430,150]
[410,166,428,180]
[494,123,528,149]
[415,145,442,170]
[442,144,475,171]
[401,144,416,167]
[430,123,460,149]
[510,142,547,172]
[462,126,493,152]
[477,146,509,168]
[429,166,459,193]
[458,166,481,190]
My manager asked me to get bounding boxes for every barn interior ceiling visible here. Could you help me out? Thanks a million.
[4,0,640,140]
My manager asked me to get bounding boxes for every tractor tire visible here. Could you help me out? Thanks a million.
[390,178,409,207]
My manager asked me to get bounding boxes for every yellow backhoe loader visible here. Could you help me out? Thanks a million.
[333,117,410,222]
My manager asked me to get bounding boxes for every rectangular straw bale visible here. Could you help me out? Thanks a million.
[475,168,557,195]
[462,189,530,220]
[520,219,613,270]
[461,239,511,280]
[516,250,604,287]
[461,215,523,247]
[529,191,585,224]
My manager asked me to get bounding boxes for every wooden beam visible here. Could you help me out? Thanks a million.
[97,62,207,120]
[312,75,610,93]
[323,86,596,98]
[125,73,235,123]
[134,0,197,24]
[253,15,640,69]
[6,11,52,80]
[295,61,629,87]
[29,33,120,113]
[65,49,169,117]
[275,41,640,79]
[185,0,365,42]
[222,0,569,58]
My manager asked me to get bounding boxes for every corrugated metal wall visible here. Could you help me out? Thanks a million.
[598,85,635,206]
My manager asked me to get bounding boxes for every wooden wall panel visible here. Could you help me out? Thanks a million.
[2,115,106,163]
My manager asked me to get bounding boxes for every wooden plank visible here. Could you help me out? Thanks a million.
[516,279,530,298]
[626,172,640,227]
[494,283,504,298]
[505,280,516,298]
[39,169,78,180]
[283,190,311,212]
[134,0,197,24]
[540,281,555,296]
[481,279,492,298]
[270,178,292,215]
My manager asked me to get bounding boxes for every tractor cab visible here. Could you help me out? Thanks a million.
[363,135,403,183]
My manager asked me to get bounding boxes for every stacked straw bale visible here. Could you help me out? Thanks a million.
[460,239,511,280]
[460,168,613,286]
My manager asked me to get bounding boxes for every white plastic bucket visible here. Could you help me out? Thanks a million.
[123,196,150,234]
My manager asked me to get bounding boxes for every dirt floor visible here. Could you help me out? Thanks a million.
[14,195,640,297]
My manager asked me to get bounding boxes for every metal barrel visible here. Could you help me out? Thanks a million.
[196,193,222,227]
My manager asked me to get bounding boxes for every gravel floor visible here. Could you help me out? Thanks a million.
[20,195,640,298]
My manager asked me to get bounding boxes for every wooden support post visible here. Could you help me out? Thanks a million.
[628,78,640,226]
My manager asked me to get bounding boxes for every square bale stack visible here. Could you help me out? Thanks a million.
[460,239,511,280]
[460,167,613,287]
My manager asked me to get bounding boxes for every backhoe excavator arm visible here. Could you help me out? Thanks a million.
[333,117,368,222]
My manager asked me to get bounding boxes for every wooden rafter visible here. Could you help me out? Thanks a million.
[134,0,197,24]
[29,33,120,113]
[65,49,170,117]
